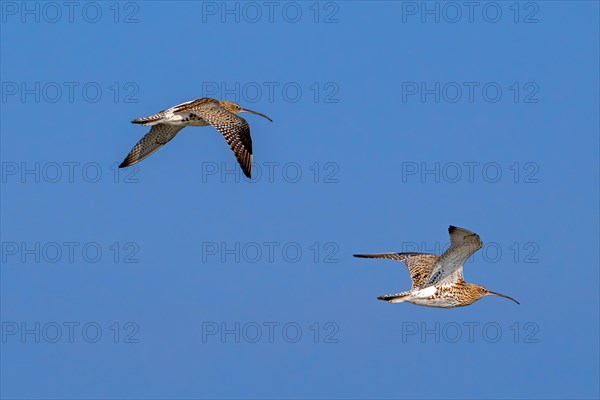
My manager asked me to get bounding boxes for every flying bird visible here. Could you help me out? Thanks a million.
[119,98,272,177]
[354,226,519,308]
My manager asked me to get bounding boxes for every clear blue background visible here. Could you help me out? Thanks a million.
[1,1,598,399]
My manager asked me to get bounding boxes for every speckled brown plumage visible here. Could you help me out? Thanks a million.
[354,226,519,308]
[119,98,272,177]
[353,253,438,289]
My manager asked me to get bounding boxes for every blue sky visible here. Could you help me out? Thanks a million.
[1,1,598,399]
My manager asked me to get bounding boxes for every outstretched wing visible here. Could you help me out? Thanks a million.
[426,226,483,285]
[195,105,253,178]
[354,252,439,289]
[119,124,185,168]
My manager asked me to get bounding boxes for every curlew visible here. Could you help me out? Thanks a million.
[119,98,272,177]
[354,226,519,308]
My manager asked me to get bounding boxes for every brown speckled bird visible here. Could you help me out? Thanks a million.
[354,226,519,308]
[119,98,272,177]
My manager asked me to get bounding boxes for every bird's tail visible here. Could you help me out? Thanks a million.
[131,113,165,126]
[377,291,410,304]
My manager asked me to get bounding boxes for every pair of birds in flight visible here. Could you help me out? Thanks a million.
[119,98,518,308]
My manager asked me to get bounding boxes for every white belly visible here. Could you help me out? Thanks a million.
[411,286,437,298]
[406,286,461,308]
[409,297,461,308]
[165,112,209,127]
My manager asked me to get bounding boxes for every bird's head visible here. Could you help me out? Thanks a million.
[471,284,520,305]
[218,100,273,122]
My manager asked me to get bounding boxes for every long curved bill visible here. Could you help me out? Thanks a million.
[487,291,520,305]
[241,108,273,122]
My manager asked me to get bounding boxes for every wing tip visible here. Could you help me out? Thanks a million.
[353,254,383,258]
[119,156,136,169]
[241,159,252,178]
[354,252,432,258]
[241,155,252,178]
